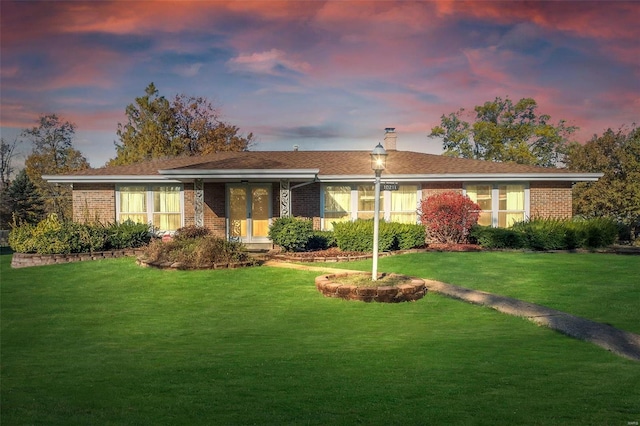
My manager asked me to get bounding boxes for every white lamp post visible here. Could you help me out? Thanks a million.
[370,143,387,281]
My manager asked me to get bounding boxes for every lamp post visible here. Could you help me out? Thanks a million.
[370,143,387,281]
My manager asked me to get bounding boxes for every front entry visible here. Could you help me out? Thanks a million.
[228,184,272,244]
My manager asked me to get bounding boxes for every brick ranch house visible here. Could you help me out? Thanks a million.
[44,129,602,250]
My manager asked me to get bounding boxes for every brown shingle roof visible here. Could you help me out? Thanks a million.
[63,150,577,177]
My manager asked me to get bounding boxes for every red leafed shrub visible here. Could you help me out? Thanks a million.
[419,191,481,244]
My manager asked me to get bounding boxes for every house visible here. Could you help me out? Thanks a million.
[44,128,602,250]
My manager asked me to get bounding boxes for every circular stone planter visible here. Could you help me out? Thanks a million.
[315,273,427,303]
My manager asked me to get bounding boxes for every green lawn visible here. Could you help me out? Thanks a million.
[1,252,639,425]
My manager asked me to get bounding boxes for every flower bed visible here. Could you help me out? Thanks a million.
[315,273,427,303]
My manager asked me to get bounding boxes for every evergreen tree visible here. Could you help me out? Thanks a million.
[1,169,45,226]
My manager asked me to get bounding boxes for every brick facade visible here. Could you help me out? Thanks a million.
[530,181,573,219]
[70,179,574,233]
[72,183,116,224]
[291,182,321,229]
[421,182,463,198]
[203,183,227,238]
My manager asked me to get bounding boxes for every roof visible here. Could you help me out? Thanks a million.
[43,150,602,183]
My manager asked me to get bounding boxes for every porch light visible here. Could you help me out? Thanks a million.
[370,143,387,172]
[370,143,387,281]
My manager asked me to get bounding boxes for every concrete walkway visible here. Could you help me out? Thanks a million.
[264,260,640,362]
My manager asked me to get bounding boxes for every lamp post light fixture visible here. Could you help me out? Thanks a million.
[370,143,387,281]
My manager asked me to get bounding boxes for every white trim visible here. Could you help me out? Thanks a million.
[116,184,185,232]
[44,175,182,183]
[160,169,319,180]
[463,183,529,228]
[320,173,602,182]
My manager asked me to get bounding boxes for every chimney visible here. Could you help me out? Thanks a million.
[384,127,397,151]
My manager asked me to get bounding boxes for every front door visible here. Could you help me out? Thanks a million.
[228,184,271,243]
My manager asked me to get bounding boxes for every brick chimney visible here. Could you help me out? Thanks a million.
[384,127,397,151]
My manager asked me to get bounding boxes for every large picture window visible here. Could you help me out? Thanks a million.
[466,184,527,228]
[321,184,419,230]
[323,186,352,230]
[118,185,183,231]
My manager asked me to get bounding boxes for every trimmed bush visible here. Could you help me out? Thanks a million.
[472,217,619,251]
[306,230,337,251]
[268,217,313,252]
[470,226,525,249]
[419,192,480,244]
[333,220,425,252]
[9,216,152,254]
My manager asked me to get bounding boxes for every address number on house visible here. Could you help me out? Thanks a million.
[381,182,399,191]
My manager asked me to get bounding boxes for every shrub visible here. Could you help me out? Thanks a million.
[174,225,211,240]
[390,223,427,250]
[268,217,313,252]
[332,220,424,252]
[576,217,618,248]
[107,220,152,249]
[513,218,574,251]
[9,216,151,254]
[143,236,251,268]
[470,226,525,249]
[419,192,480,244]
[306,230,337,251]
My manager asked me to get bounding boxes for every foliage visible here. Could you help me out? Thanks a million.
[470,226,525,249]
[8,216,151,253]
[143,235,251,268]
[1,169,45,228]
[22,114,90,220]
[332,220,424,252]
[429,97,577,167]
[306,230,337,251]
[174,225,211,240]
[106,220,153,249]
[268,216,314,252]
[470,217,618,250]
[419,191,480,244]
[567,125,640,242]
[110,83,254,165]
[388,222,427,250]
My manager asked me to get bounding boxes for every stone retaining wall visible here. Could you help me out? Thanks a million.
[11,249,144,268]
[136,258,260,270]
[315,273,426,303]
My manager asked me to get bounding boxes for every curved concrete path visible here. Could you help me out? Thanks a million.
[264,260,640,361]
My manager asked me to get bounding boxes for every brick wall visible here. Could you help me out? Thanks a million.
[291,182,321,230]
[203,183,227,238]
[530,181,573,219]
[421,182,463,199]
[72,183,116,224]
[183,183,195,227]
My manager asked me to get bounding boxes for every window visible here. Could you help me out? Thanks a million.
[466,185,492,226]
[390,185,418,224]
[321,184,419,229]
[153,185,182,231]
[118,185,183,231]
[357,185,383,220]
[466,184,527,228]
[323,186,351,231]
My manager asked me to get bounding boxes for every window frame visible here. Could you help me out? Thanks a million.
[116,184,185,232]
[321,183,420,230]
[464,183,529,228]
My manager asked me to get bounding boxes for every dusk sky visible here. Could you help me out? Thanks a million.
[1,1,638,169]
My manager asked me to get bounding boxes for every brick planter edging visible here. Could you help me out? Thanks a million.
[271,248,429,263]
[136,258,261,270]
[315,273,427,303]
[11,249,145,268]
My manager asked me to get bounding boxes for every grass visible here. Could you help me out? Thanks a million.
[320,251,640,334]
[2,251,639,425]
